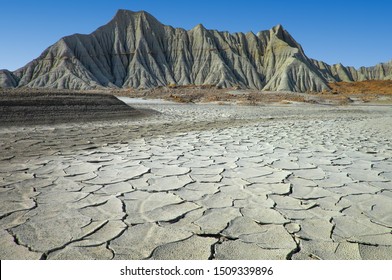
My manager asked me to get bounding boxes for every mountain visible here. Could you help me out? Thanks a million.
[0,70,18,88]
[1,10,391,92]
[311,60,392,83]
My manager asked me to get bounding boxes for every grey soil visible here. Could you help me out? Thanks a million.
[0,92,152,125]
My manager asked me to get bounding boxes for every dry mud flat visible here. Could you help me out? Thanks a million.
[1,103,392,260]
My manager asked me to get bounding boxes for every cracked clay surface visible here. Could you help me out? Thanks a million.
[1,103,392,260]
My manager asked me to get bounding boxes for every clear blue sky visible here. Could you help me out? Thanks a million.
[1,0,391,71]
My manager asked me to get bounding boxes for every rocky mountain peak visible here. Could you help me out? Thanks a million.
[113,9,155,21]
[104,9,163,34]
[1,9,390,91]
[272,24,284,34]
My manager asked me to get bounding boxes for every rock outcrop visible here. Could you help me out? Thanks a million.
[311,59,392,83]
[1,10,391,92]
[0,70,18,88]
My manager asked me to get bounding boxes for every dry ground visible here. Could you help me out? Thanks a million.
[1,103,392,260]
[2,80,392,106]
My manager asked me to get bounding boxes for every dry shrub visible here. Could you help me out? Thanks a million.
[328,80,392,95]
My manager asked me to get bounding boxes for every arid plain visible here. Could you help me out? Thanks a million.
[1,93,391,260]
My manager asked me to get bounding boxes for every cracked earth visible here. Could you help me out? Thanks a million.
[1,103,392,260]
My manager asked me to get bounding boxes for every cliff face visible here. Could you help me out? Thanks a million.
[0,70,18,88]
[1,10,391,92]
[311,59,392,83]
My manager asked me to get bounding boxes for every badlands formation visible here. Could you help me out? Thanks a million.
[1,102,392,260]
[1,9,391,92]
[1,9,392,260]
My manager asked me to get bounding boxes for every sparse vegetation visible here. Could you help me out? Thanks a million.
[2,81,392,106]
[326,80,392,104]
[328,80,392,95]
[167,83,178,89]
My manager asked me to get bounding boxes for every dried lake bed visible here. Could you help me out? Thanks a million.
[1,102,392,260]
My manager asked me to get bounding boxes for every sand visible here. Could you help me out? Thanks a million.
[0,101,391,260]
